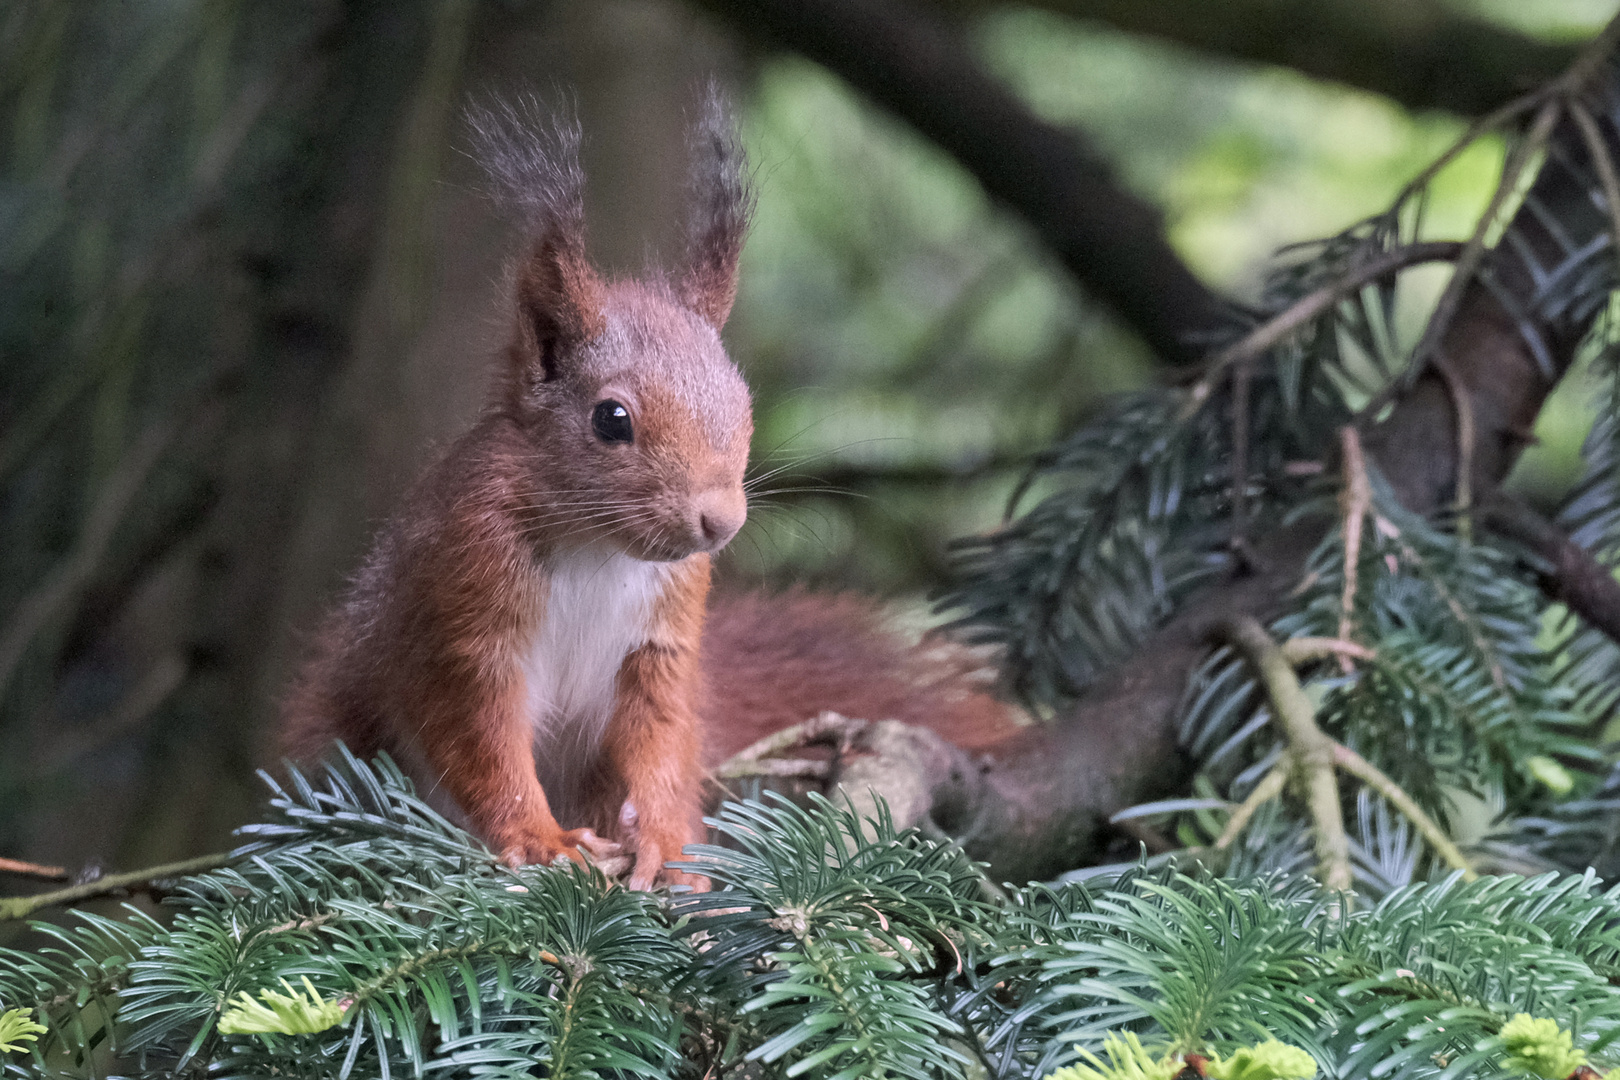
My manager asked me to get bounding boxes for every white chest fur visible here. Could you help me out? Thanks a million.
[520,544,671,758]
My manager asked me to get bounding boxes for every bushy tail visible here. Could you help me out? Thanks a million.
[700,589,1023,767]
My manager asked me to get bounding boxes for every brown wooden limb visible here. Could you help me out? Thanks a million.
[938,0,1574,119]
[0,851,240,921]
[690,0,1228,365]
[1480,494,1620,649]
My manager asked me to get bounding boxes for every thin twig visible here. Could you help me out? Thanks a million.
[1182,242,1464,416]
[1567,96,1620,270]
[716,758,832,781]
[1216,618,1352,892]
[1386,528,1509,690]
[1388,92,1550,212]
[1553,12,1620,97]
[1337,428,1373,672]
[1396,98,1563,395]
[1213,767,1287,851]
[1332,743,1476,879]
[0,858,67,883]
[0,851,240,921]
[1429,350,1477,542]
[1280,637,1377,665]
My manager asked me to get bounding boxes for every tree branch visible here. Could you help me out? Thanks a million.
[942,0,1576,118]
[1215,617,1351,891]
[1481,493,1620,648]
[693,11,1620,880]
[691,0,1229,365]
[0,851,240,921]
[1331,742,1475,879]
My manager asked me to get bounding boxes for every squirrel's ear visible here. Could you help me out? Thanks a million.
[470,95,606,380]
[678,83,754,331]
[516,232,605,381]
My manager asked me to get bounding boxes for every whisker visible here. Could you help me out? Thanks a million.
[743,437,910,490]
[747,485,869,501]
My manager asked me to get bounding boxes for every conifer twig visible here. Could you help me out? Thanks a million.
[0,858,67,882]
[1216,617,1352,892]
[1213,617,1477,888]
[0,851,240,921]
[1213,766,1287,851]
[1567,96,1620,276]
[1181,241,1464,416]
[1332,743,1476,879]
[1279,637,1376,665]
[1336,428,1372,672]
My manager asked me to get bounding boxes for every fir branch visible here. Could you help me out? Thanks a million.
[0,852,240,921]
[1213,618,1351,892]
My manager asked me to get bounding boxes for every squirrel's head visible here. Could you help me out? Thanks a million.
[473,88,754,562]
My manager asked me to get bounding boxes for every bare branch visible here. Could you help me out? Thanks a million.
[1481,494,1620,650]
[940,0,1575,118]
[0,858,67,883]
[1212,766,1286,852]
[690,0,1227,364]
[1183,241,1463,414]
[1214,617,1350,891]
[0,852,240,921]
[1332,742,1476,879]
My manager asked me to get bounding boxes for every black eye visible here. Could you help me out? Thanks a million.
[591,400,634,444]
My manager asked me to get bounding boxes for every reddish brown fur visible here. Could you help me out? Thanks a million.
[699,589,1024,765]
[284,98,752,888]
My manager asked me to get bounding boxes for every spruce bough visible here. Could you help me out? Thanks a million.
[2,753,1620,1078]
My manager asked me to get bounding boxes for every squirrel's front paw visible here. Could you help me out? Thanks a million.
[618,802,706,891]
[494,824,622,870]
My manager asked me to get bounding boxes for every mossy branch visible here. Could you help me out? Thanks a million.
[0,851,239,921]
[1213,616,1477,890]
[1216,617,1352,892]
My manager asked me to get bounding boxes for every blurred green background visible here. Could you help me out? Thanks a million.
[0,0,1613,874]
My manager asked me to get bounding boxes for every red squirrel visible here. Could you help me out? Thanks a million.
[283,92,1021,890]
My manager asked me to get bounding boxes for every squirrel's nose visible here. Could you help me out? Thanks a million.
[694,488,746,550]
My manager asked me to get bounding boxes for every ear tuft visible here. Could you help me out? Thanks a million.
[678,81,755,331]
[468,95,605,366]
